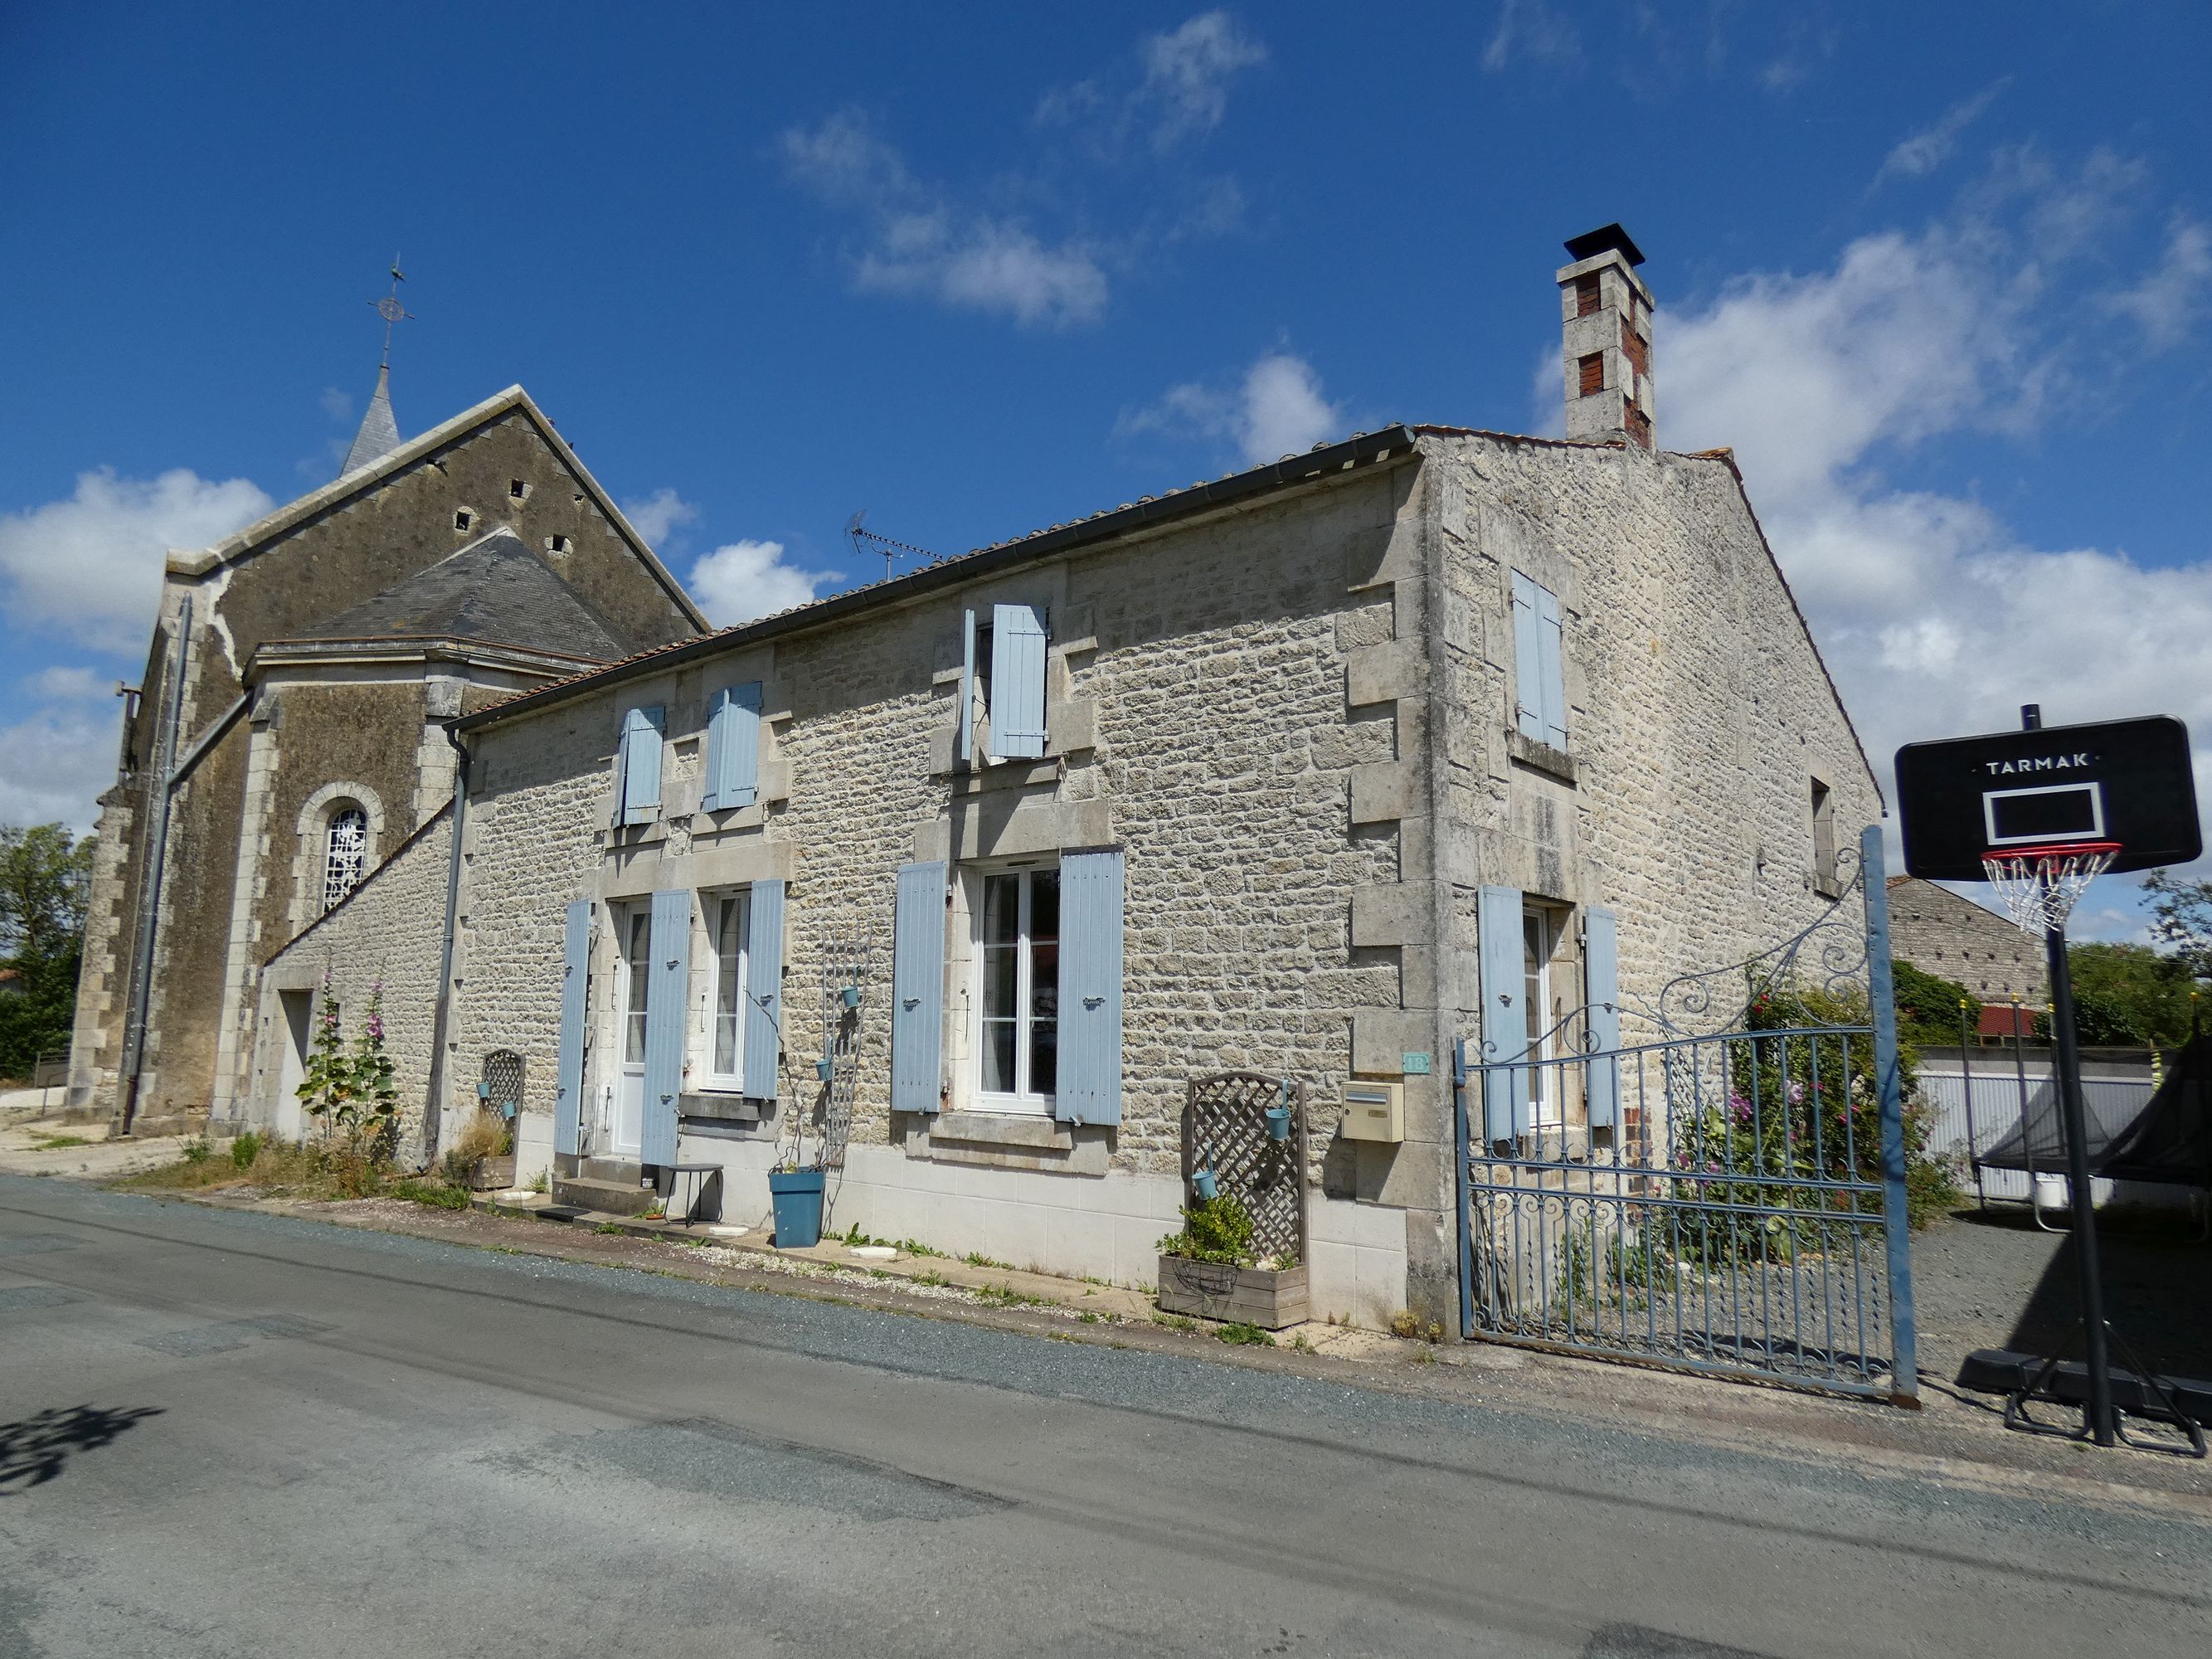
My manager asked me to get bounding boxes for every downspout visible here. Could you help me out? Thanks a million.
[117,596,192,1136]
[419,721,470,1165]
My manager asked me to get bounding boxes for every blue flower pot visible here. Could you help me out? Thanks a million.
[768,1169,826,1248]
[840,985,862,1009]
[1192,1167,1218,1201]
[814,1057,836,1081]
[1264,1107,1292,1142]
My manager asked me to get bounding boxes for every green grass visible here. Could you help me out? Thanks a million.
[595,1222,625,1235]
[29,1133,91,1150]
[1151,1313,1197,1333]
[972,1283,1046,1308]
[390,1178,471,1211]
[1214,1321,1275,1347]
[963,1251,1014,1270]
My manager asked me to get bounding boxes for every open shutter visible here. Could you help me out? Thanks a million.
[742,879,785,1101]
[702,683,761,812]
[1477,884,1529,1142]
[552,899,590,1156]
[1536,585,1568,749]
[1511,574,1544,742]
[958,609,977,767]
[1583,906,1621,1129]
[988,602,1048,760]
[640,888,690,1165]
[1057,849,1124,1125]
[890,860,946,1113]
[619,705,664,825]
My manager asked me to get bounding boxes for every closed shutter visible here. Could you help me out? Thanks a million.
[742,879,785,1101]
[1583,906,1621,1129]
[553,899,591,1156]
[619,705,664,825]
[1511,575,1544,742]
[890,861,946,1113]
[1477,884,1530,1142]
[702,683,761,811]
[958,609,977,767]
[1535,586,1568,749]
[641,888,690,1165]
[1057,849,1124,1125]
[989,602,1048,760]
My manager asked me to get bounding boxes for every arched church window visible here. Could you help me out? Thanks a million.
[323,805,369,912]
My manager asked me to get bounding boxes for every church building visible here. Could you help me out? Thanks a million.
[64,372,707,1136]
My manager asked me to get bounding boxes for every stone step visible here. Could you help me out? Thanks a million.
[552,1173,657,1216]
[578,1155,641,1184]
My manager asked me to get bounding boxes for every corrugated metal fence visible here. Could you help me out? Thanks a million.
[1918,1062,2153,1204]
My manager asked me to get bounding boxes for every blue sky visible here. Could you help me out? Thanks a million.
[3,2,2209,938]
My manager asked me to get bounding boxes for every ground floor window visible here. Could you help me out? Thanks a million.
[1524,907,1558,1127]
[707,889,750,1087]
[976,864,1058,1114]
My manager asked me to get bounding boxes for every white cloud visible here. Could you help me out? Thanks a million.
[620,488,700,549]
[27,665,109,700]
[1121,351,1345,468]
[1482,0,1580,73]
[2107,216,2212,350]
[0,468,273,653]
[1660,168,2212,898]
[319,386,354,423]
[0,699,115,833]
[1875,79,2010,185]
[687,540,843,629]
[1138,12,1267,153]
[780,110,1108,328]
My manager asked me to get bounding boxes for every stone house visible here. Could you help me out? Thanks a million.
[240,229,1882,1328]
[66,379,707,1139]
[1885,875,2049,1036]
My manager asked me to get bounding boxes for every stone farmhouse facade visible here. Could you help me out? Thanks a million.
[65,382,707,1137]
[233,230,1881,1328]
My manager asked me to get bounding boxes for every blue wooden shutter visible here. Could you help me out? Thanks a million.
[1535,585,1568,749]
[702,683,761,811]
[1583,905,1620,1129]
[890,860,946,1113]
[553,898,591,1156]
[640,887,690,1165]
[989,602,1048,760]
[742,879,785,1101]
[619,705,664,825]
[1057,849,1124,1125]
[1477,883,1529,1141]
[958,609,977,767]
[1510,574,1544,742]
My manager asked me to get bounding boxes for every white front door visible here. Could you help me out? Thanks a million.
[614,904,651,1157]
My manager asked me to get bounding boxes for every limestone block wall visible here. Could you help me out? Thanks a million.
[246,810,453,1150]
[1887,877,2047,1007]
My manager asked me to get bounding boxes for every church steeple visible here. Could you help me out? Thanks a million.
[339,259,411,478]
[340,362,403,476]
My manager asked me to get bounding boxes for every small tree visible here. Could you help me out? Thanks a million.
[2143,870,2212,980]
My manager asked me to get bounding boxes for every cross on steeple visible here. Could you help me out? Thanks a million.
[371,256,413,368]
[340,257,411,479]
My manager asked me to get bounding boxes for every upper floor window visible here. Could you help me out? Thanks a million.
[323,805,368,912]
[976,864,1058,1113]
[961,603,1048,765]
[614,705,664,826]
[1810,776,1840,898]
[1510,572,1568,751]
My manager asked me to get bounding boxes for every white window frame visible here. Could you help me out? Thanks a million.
[702,888,751,1092]
[970,860,1061,1117]
[1524,907,1560,1128]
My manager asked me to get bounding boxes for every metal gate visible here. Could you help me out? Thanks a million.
[1452,827,1918,1403]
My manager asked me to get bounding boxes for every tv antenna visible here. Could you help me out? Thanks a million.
[845,510,937,584]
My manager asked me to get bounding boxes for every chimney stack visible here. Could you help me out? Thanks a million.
[1558,224,1654,450]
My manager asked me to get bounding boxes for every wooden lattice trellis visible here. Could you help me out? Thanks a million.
[1181,1073,1307,1263]
[479,1049,524,1119]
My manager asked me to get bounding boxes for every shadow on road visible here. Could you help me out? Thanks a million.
[0,1404,164,1493]
[1973,1209,2212,1379]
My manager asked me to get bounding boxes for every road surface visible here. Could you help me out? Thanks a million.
[2,1174,2206,1657]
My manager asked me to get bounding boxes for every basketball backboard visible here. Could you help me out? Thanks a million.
[1895,714,2200,882]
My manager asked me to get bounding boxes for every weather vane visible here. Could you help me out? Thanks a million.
[368,255,413,367]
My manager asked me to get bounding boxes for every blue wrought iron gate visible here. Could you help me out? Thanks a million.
[1452,827,1919,1404]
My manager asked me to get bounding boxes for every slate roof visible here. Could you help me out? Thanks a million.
[298,529,627,660]
[340,364,403,476]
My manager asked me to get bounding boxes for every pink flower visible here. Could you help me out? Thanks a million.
[1787,1082,1806,1105]
[1728,1092,1753,1125]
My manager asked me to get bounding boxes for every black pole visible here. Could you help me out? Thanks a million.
[2020,702,2116,1445]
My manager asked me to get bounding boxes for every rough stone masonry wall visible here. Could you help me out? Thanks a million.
[250,810,453,1150]
[456,461,1425,1199]
[1429,432,1884,1039]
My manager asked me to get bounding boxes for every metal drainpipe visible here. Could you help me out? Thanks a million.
[116,595,192,1137]
[418,721,471,1166]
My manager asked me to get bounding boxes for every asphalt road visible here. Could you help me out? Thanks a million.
[2,1175,2207,1659]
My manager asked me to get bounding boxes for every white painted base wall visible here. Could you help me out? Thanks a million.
[669,1126,1410,1329]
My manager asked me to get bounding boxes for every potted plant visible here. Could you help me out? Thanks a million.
[1155,1192,1309,1330]
[768,1162,826,1248]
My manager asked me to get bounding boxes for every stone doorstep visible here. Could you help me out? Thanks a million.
[470,1192,1158,1323]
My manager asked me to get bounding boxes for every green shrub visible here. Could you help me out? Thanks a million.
[230,1131,264,1169]
[1157,1194,1256,1266]
[1214,1321,1275,1346]
[391,1178,470,1211]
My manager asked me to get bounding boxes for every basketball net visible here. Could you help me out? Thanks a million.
[1981,841,2120,936]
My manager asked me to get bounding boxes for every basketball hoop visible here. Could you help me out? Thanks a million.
[1981,841,2120,935]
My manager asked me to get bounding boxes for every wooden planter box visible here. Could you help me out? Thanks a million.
[1156,1253,1309,1330]
[475,1154,517,1191]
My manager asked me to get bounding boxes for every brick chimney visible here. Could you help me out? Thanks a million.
[1558,224,1654,450]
